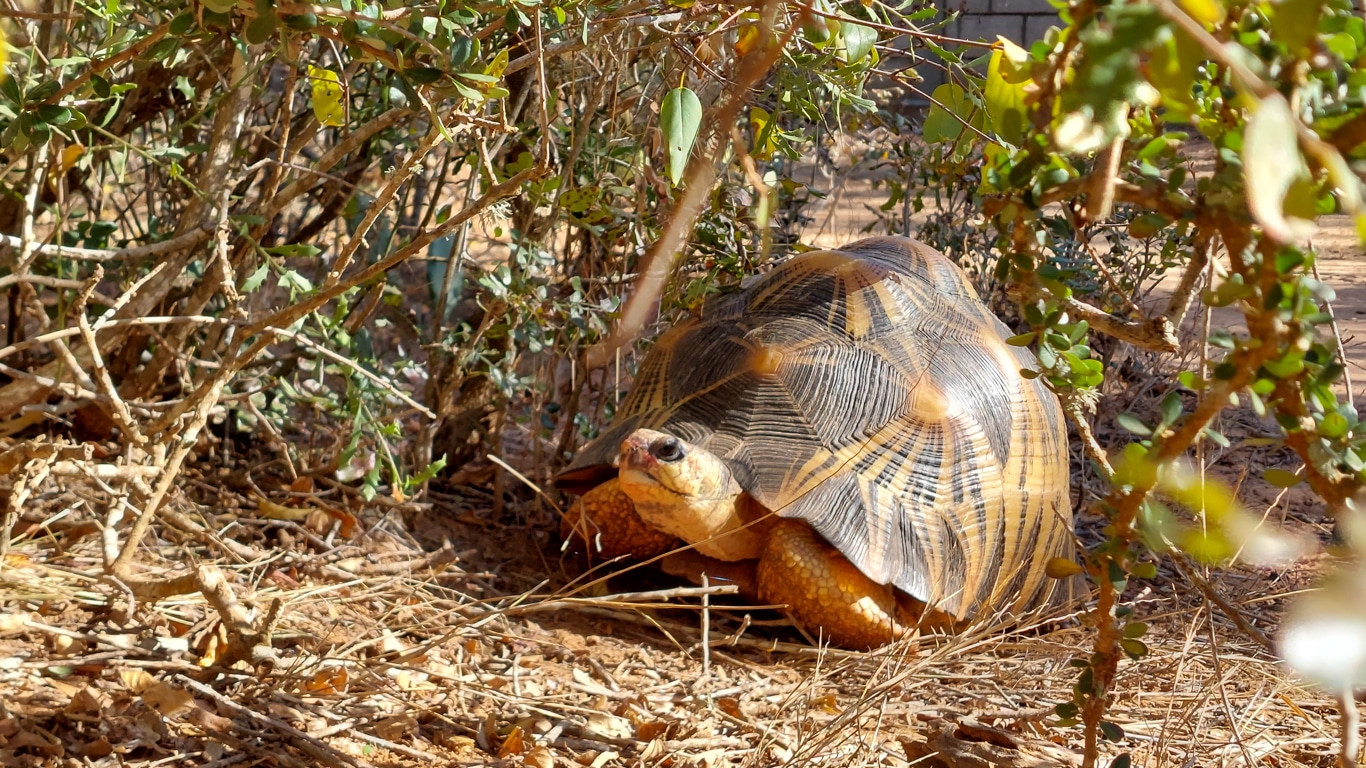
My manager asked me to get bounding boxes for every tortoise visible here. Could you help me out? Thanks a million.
[555,236,1073,649]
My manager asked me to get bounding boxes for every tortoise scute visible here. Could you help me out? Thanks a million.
[560,236,1073,622]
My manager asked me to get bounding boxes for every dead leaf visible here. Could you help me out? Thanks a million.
[636,720,670,741]
[812,693,839,714]
[256,494,313,521]
[588,750,620,768]
[64,687,106,716]
[51,635,86,656]
[375,714,417,741]
[525,745,554,768]
[187,703,234,732]
[119,668,157,694]
[498,725,527,757]
[197,623,228,667]
[327,507,359,538]
[82,738,113,758]
[307,667,348,694]
[304,508,333,534]
[0,612,31,633]
[289,476,314,494]
[584,713,632,740]
[267,702,305,725]
[142,682,194,717]
[8,729,62,756]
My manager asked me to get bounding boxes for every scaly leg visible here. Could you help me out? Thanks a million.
[562,478,679,562]
[756,519,910,650]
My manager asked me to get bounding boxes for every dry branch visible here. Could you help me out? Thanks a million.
[585,0,793,369]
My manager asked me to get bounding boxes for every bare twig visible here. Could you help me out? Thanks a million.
[585,0,793,368]
[0,227,213,262]
[1340,686,1361,768]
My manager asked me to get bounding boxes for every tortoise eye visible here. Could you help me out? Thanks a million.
[650,436,685,463]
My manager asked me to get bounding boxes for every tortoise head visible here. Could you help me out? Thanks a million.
[615,428,750,555]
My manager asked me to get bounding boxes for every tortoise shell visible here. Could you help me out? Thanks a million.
[559,236,1073,619]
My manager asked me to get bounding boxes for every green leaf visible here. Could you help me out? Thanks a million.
[660,86,702,187]
[1267,0,1322,53]
[406,67,444,84]
[1110,755,1133,768]
[1006,332,1036,346]
[267,243,322,258]
[241,263,269,293]
[1159,391,1182,426]
[280,269,314,294]
[1244,93,1315,243]
[26,81,61,105]
[408,455,448,486]
[922,83,981,144]
[1320,411,1349,439]
[284,12,318,30]
[245,12,278,44]
[1203,427,1231,447]
[1120,638,1148,659]
[1036,344,1056,369]
[1123,621,1148,638]
[34,105,72,125]
[1128,212,1171,239]
[839,21,877,63]
[170,12,196,34]
[1262,468,1302,488]
[1099,721,1125,742]
[1116,413,1152,436]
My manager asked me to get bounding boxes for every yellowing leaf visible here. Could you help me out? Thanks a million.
[735,25,760,57]
[1267,0,1322,52]
[484,48,509,79]
[985,40,1032,146]
[306,65,346,127]
[993,36,1032,83]
[1244,93,1316,243]
[1176,0,1226,25]
[1045,557,1084,579]
[750,107,778,159]
[59,144,85,172]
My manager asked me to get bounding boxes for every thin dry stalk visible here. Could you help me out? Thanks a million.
[585,0,793,369]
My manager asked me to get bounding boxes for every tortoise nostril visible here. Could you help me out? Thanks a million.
[650,436,685,462]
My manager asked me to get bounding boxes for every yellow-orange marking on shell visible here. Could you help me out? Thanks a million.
[749,343,785,376]
[909,381,950,423]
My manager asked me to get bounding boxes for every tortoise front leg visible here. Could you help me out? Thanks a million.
[562,478,680,563]
[755,519,911,650]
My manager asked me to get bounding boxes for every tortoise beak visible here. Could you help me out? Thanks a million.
[618,433,656,474]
